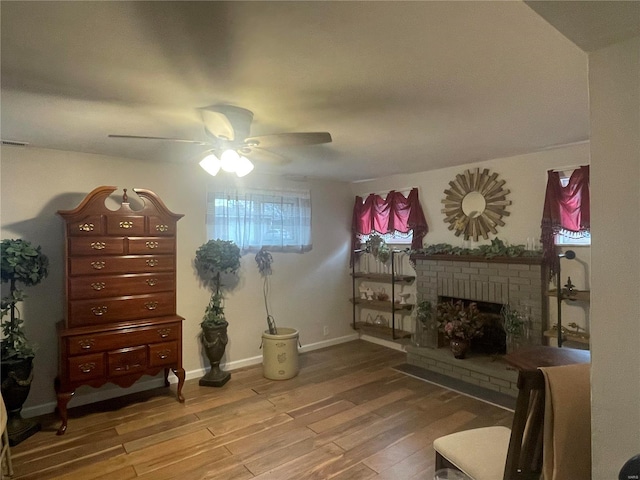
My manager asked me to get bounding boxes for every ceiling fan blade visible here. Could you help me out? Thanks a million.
[245,147,291,166]
[108,134,211,146]
[246,132,332,149]
[200,105,254,141]
[200,110,236,141]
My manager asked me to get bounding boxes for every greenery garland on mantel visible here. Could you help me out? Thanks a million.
[409,238,542,259]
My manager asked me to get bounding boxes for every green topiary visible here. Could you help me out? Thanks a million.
[194,239,241,328]
[1,239,49,360]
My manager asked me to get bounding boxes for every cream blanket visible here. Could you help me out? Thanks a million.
[539,363,591,480]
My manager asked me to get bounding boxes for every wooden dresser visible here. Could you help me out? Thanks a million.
[55,186,185,435]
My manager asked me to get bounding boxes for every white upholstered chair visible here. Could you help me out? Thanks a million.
[1,393,14,478]
[433,363,591,480]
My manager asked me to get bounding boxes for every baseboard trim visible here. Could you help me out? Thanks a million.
[22,333,359,418]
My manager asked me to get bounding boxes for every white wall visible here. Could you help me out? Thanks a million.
[589,36,640,478]
[350,143,592,338]
[0,146,355,415]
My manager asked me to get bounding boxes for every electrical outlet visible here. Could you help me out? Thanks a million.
[323,326,329,336]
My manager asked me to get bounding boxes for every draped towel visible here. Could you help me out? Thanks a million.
[539,363,591,480]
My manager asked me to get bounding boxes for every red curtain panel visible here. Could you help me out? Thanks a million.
[541,166,590,277]
[351,188,428,263]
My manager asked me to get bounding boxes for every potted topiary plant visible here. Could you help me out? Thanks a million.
[1,238,49,445]
[194,239,241,387]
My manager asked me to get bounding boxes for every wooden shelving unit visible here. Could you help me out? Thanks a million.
[351,249,415,340]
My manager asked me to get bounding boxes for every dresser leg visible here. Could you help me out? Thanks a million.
[163,368,170,387]
[54,379,75,436]
[172,367,186,403]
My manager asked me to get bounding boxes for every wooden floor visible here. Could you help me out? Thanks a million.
[9,340,513,480]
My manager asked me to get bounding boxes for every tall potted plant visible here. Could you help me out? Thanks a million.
[1,238,49,445]
[194,239,241,387]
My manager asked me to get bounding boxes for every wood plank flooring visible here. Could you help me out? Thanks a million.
[8,340,513,479]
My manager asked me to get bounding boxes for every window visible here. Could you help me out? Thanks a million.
[351,188,428,259]
[541,166,590,277]
[206,188,312,253]
[554,175,590,246]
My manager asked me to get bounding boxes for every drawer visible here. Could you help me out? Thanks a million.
[108,346,147,377]
[149,216,177,236]
[67,215,105,236]
[128,237,175,255]
[149,341,178,367]
[69,255,174,276]
[106,215,145,235]
[69,272,175,300]
[69,237,125,256]
[66,322,181,356]
[68,353,105,382]
[68,292,176,327]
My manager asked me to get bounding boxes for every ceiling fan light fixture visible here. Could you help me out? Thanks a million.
[221,149,240,172]
[235,156,254,177]
[199,153,221,176]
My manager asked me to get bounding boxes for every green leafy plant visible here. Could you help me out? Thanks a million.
[415,300,434,326]
[1,239,49,360]
[194,239,241,328]
[437,300,484,341]
[255,248,277,334]
[501,304,526,338]
[411,237,538,258]
[365,234,391,263]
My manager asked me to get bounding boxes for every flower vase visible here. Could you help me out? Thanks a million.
[449,338,470,359]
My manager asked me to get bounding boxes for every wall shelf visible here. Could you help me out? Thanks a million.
[546,289,590,302]
[350,298,414,312]
[544,328,590,345]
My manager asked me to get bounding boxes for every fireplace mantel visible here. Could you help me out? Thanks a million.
[411,253,544,266]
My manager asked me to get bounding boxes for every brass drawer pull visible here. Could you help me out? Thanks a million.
[114,363,143,372]
[91,282,106,291]
[91,242,106,250]
[79,362,96,373]
[156,224,169,232]
[146,278,158,286]
[156,349,171,360]
[145,301,158,310]
[158,328,171,338]
[78,339,95,350]
[146,259,159,267]
[119,221,133,229]
[78,223,94,232]
[146,241,159,249]
[91,261,106,270]
[91,306,108,316]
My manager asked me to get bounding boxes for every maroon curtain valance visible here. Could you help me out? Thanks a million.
[351,188,428,262]
[541,166,590,277]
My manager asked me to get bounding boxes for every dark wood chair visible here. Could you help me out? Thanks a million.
[433,368,545,479]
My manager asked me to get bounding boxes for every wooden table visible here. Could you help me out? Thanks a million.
[504,345,590,372]
[501,346,590,479]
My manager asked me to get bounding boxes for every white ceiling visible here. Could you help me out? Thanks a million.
[0,1,635,182]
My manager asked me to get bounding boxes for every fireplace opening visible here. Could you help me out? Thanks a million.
[438,296,506,355]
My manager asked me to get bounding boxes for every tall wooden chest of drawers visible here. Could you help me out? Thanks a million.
[55,186,185,435]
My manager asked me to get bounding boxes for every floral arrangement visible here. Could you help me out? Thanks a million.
[437,300,484,341]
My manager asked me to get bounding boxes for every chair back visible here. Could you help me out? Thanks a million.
[503,369,547,479]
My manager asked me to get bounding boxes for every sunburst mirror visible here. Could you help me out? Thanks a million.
[441,168,511,241]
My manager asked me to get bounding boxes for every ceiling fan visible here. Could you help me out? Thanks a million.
[109,104,332,177]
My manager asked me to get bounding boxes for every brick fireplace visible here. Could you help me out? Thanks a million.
[405,254,548,397]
